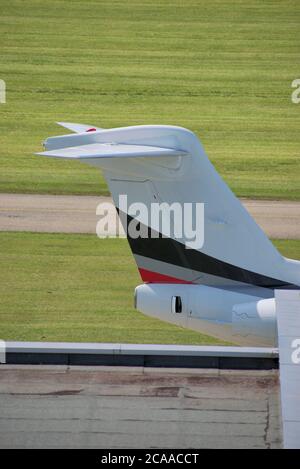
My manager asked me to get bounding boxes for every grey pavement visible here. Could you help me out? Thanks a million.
[0,193,299,238]
[0,365,282,449]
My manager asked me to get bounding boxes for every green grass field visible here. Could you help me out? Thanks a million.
[0,0,299,199]
[0,232,299,344]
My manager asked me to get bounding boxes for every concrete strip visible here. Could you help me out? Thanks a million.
[5,341,278,357]
[0,193,299,238]
[3,341,279,369]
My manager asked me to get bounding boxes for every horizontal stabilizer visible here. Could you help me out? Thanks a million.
[36,143,188,159]
[56,122,103,133]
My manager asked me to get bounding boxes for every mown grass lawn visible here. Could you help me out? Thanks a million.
[0,232,299,344]
[0,0,299,199]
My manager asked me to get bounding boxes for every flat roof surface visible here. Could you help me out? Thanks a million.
[0,365,282,449]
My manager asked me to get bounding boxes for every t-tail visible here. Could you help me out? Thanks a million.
[36,123,300,345]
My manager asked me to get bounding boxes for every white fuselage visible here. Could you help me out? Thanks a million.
[135,283,278,346]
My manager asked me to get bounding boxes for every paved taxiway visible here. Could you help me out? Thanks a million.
[0,365,282,449]
[0,193,299,238]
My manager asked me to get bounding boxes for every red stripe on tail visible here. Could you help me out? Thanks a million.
[138,268,192,284]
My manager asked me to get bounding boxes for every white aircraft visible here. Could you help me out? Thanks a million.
[37,123,300,347]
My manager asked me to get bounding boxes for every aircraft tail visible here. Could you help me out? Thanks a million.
[36,124,298,291]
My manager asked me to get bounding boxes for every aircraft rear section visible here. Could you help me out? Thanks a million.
[135,283,277,346]
[37,124,300,346]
